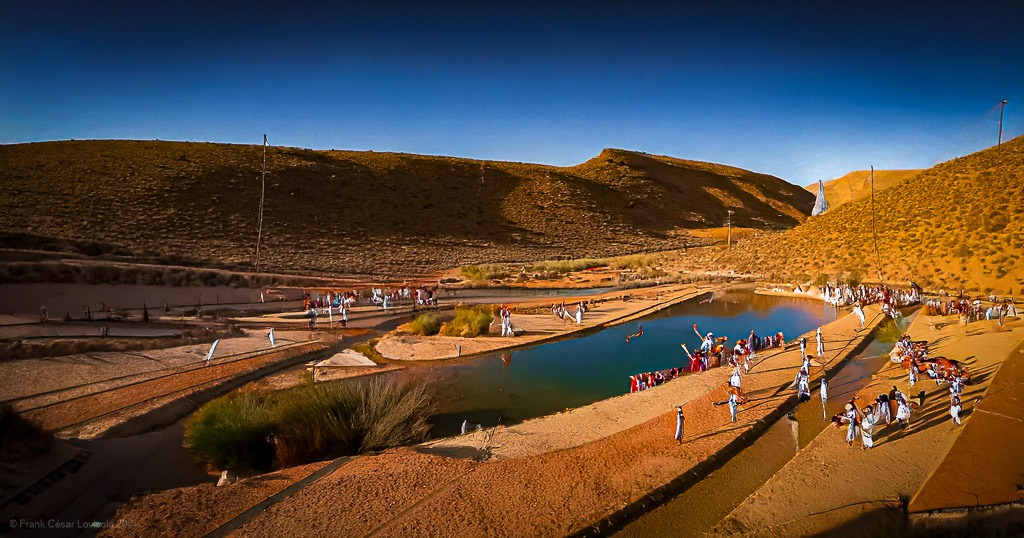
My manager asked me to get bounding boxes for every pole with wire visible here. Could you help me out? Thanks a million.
[727,210,734,250]
[255,134,267,274]
[998,100,1008,145]
[870,166,882,281]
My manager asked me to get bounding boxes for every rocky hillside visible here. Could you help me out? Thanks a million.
[0,141,813,277]
[714,136,1024,295]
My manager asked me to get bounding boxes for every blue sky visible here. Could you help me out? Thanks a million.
[2,1,1021,185]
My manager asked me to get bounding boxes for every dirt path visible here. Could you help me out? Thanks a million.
[707,313,1024,537]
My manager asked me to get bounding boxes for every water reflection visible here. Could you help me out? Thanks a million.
[396,290,838,437]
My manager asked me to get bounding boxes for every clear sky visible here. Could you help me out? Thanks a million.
[2,1,1021,185]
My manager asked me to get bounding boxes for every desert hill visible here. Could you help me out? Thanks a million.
[804,169,922,210]
[0,141,812,277]
[716,136,1024,294]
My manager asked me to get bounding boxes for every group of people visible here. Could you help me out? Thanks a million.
[833,334,970,450]
[300,285,448,330]
[833,384,921,450]
[628,322,791,399]
[923,295,1017,323]
[821,282,922,308]
[498,305,515,337]
[629,367,686,393]
[302,291,354,329]
[552,300,589,325]
[893,336,972,389]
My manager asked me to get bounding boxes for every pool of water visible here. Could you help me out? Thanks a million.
[612,313,912,536]
[395,290,839,437]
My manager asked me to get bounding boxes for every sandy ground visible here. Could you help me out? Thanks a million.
[13,284,1020,537]
[908,323,1024,512]
[707,312,1024,537]
[99,304,890,537]
[0,330,316,403]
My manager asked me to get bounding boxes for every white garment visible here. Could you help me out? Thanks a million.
[853,306,866,326]
[896,402,912,422]
[845,409,858,443]
[860,413,876,448]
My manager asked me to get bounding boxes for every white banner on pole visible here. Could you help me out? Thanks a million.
[268,329,275,348]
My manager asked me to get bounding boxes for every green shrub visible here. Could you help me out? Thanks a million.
[185,378,433,470]
[408,314,441,336]
[440,305,494,338]
[184,392,275,471]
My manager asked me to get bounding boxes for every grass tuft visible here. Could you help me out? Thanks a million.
[184,392,275,471]
[408,314,441,336]
[440,305,494,338]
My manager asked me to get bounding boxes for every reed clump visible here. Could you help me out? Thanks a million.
[184,377,433,471]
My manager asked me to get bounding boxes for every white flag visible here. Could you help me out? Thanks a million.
[268,329,275,347]
[205,339,220,362]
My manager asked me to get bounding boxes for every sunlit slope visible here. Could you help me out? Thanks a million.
[804,169,923,210]
[727,136,1024,294]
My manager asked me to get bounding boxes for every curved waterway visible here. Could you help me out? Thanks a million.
[395,290,839,437]
[612,313,912,537]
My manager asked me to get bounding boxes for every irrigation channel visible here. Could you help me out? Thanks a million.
[393,290,843,437]
[610,313,912,537]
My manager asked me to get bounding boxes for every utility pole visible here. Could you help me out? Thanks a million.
[255,134,268,274]
[727,210,734,249]
[870,166,882,281]
[998,99,1008,145]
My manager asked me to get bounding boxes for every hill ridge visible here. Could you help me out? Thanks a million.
[718,136,1024,294]
[804,169,923,210]
[0,140,813,276]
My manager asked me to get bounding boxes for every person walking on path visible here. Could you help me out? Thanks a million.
[728,392,739,422]
[852,302,866,328]
[859,405,877,449]
[799,337,807,359]
[950,394,962,426]
[820,378,829,420]
[816,327,824,357]
[674,406,685,443]
[842,401,859,447]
